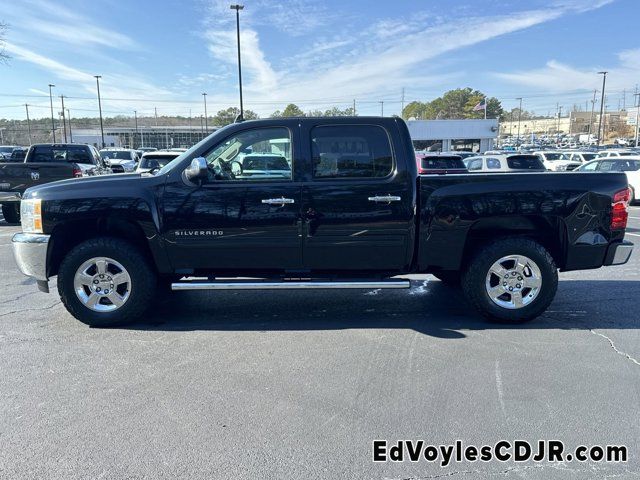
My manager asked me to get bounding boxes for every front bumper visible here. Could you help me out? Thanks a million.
[12,233,50,284]
[0,191,21,203]
[603,240,634,266]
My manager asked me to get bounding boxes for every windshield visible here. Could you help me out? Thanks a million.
[100,150,133,160]
[543,153,569,161]
[582,153,597,161]
[507,155,545,170]
[0,146,15,153]
[139,155,179,170]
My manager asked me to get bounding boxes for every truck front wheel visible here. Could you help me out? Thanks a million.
[461,238,558,323]
[2,204,20,224]
[58,237,156,327]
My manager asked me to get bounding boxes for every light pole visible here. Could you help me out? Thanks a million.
[587,89,597,139]
[202,92,208,133]
[25,104,32,145]
[67,108,73,143]
[230,4,244,119]
[60,95,67,143]
[94,75,105,148]
[48,84,56,142]
[516,97,523,145]
[134,110,139,149]
[597,71,607,146]
[634,93,640,148]
[379,101,384,116]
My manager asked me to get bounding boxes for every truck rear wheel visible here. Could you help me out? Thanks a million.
[58,237,156,327]
[2,204,20,224]
[461,238,558,323]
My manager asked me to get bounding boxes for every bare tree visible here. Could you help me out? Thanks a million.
[0,22,10,64]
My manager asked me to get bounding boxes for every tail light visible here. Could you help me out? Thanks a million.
[72,167,82,178]
[611,187,630,230]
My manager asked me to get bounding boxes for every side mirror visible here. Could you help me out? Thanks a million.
[185,157,208,182]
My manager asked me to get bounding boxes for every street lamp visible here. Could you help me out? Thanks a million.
[516,97,523,145]
[48,84,56,143]
[230,4,244,119]
[94,75,105,148]
[60,95,67,143]
[25,104,32,145]
[634,93,640,148]
[597,71,607,146]
[202,92,208,133]
[66,108,72,143]
[134,110,139,149]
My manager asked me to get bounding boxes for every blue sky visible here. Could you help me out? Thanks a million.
[1,0,639,120]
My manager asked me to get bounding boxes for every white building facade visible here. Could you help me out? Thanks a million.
[407,119,499,153]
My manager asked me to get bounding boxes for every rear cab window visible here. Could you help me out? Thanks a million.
[30,145,93,164]
[506,155,545,170]
[420,155,466,171]
[311,125,393,179]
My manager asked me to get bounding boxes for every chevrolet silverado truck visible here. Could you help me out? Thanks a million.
[0,143,110,224]
[11,117,634,327]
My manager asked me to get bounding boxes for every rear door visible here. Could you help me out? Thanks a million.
[299,121,414,271]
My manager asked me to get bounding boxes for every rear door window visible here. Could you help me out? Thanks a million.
[311,125,393,179]
[507,155,545,170]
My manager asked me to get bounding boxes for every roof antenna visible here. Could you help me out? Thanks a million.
[235,113,244,123]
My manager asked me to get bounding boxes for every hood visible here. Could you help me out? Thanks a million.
[22,172,162,201]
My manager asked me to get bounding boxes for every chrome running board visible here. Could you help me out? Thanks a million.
[171,279,411,291]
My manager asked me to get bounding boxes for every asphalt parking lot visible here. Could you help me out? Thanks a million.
[1,210,639,479]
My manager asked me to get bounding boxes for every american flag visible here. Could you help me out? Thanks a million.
[473,98,486,111]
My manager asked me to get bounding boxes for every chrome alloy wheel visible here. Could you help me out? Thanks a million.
[73,257,132,312]
[485,255,542,310]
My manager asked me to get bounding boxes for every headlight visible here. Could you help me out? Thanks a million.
[21,198,43,233]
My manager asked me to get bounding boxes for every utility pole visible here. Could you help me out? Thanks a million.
[25,104,32,145]
[189,108,192,145]
[634,92,640,148]
[401,87,405,116]
[60,95,67,143]
[230,4,245,118]
[353,99,356,116]
[200,115,204,136]
[556,104,562,135]
[597,71,607,146]
[48,84,56,143]
[67,108,72,143]
[94,76,105,148]
[379,101,384,116]
[202,93,208,133]
[588,89,597,138]
[516,97,523,145]
[134,110,139,149]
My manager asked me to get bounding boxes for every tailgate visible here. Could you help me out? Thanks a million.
[0,162,76,194]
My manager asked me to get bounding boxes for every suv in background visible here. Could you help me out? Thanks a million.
[533,151,582,171]
[99,148,139,173]
[416,153,468,174]
[464,154,546,173]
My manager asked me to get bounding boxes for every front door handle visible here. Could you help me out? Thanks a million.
[261,197,296,206]
[368,195,401,203]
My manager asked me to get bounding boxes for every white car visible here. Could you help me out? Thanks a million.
[99,148,139,173]
[533,151,582,171]
[136,151,182,173]
[568,151,599,163]
[575,156,640,203]
[596,149,638,158]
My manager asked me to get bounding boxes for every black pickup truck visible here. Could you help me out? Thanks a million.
[11,117,633,327]
[0,143,110,223]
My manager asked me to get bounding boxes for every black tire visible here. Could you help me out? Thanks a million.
[58,237,156,327]
[2,204,20,224]
[461,237,558,324]
[432,271,461,286]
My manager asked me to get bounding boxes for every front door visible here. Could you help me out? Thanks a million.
[161,125,303,272]
[300,122,414,272]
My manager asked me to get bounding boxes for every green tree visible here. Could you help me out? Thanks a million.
[281,104,305,117]
[213,107,258,126]
[402,88,503,120]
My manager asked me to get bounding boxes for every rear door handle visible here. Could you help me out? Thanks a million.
[261,197,295,205]
[368,195,401,203]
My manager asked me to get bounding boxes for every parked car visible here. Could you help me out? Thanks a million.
[533,151,581,171]
[464,154,546,172]
[0,145,19,160]
[416,153,467,174]
[99,148,139,173]
[568,151,598,163]
[11,117,632,327]
[0,143,110,224]
[575,157,640,203]
[596,149,638,158]
[136,151,182,173]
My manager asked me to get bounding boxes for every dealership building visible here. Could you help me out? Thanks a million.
[407,119,499,153]
[71,126,216,149]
